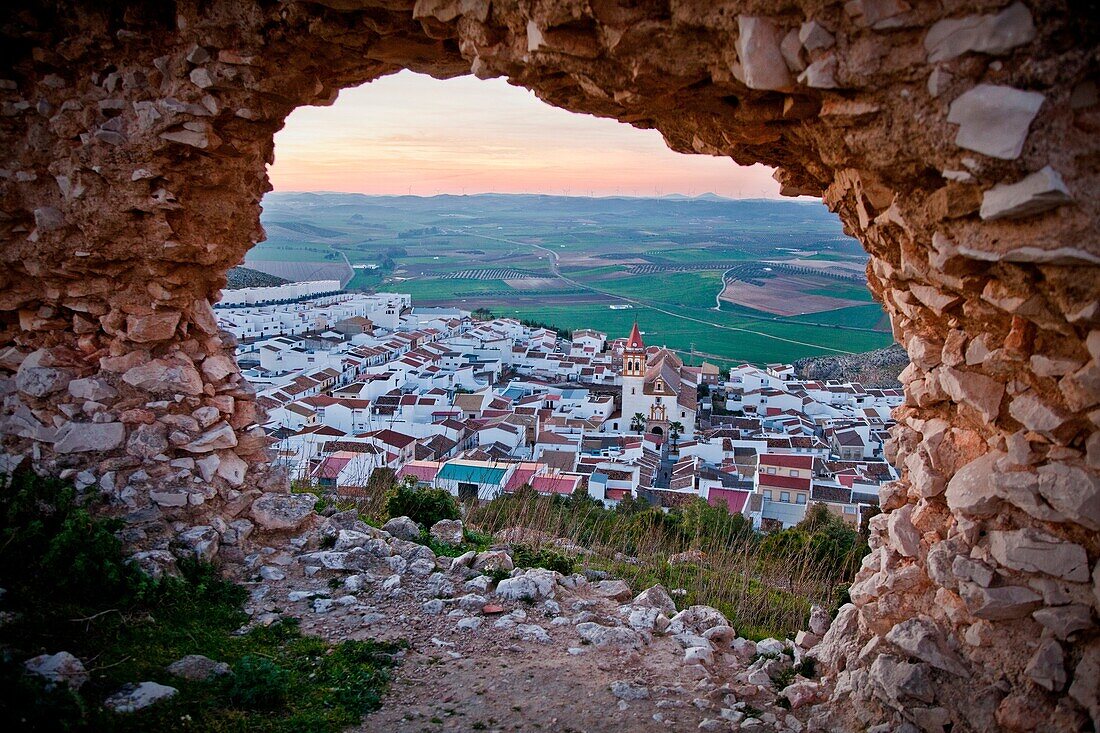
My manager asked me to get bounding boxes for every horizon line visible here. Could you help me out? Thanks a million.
[267,190,816,203]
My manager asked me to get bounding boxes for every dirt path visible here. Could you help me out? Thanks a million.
[240,518,823,733]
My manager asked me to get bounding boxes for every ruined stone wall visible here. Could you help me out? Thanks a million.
[1,1,1097,730]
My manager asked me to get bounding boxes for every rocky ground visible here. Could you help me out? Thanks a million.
[232,512,831,733]
[792,345,908,389]
[224,266,290,290]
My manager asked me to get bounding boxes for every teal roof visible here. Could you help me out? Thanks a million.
[437,463,507,485]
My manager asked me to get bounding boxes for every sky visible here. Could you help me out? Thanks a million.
[269,70,783,198]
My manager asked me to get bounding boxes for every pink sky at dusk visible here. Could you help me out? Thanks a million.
[268,70,783,198]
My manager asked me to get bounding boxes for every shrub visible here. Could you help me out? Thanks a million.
[386,483,459,528]
[228,655,292,709]
[0,471,403,733]
[512,543,574,575]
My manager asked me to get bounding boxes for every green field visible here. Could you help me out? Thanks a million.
[498,303,892,365]
[254,192,893,363]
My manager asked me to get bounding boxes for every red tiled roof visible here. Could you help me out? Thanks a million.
[759,473,812,491]
[759,453,815,469]
[708,488,751,514]
[531,475,580,495]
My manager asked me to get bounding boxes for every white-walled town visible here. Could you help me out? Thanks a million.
[225,282,903,531]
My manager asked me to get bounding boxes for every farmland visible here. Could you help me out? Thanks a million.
[252,192,893,364]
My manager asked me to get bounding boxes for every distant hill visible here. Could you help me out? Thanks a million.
[793,343,907,388]
[225,266,289,290]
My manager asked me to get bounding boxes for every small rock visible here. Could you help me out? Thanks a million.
[103,681,178,713]
[382,516,420,541]
[166,654,230,681]
[250,493,315,532]
[610,680,650,700]
[429,519,464,546]
[457,617,482,631]
[24,652,88,690]
[979,166,1073,220]
[514,623,552,643]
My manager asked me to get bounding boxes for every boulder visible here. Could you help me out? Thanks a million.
[122,357,203,396]
[24,652,88,690]
[959,582,1043,620]
[988,527,1089,581]
[103,681,178,713]
[669,605,730,635]
[472,550,514,572]
[980,166,1073,221]
[593,579,632,602]
[126,550,179,580]
[496,569,558,601]
[177,526,219,563]
[126,311,181,342]
[1025,639,1066,691]
[734,16,793,91]
[924,2,1035,63]
[250,492,315,531]
[166,654,230,681]
[382,516,421,541]
[782,680,820,709]
[756,638,786,657]
[68,377,117,402]
[947,84,1044,160]
[429,518,464,546]
[54,421,125,453]
[576,622,643,650]
[885,617,969,677]
[808,605,831,636]
[633,584,677,615]
[181,422,237,453]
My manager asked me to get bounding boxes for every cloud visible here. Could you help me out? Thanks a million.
[269,70,782,198]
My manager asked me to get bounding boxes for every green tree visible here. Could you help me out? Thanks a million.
[668,421,684,448]
[630,412,646,434]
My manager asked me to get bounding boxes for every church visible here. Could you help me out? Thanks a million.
[619,323,698,439]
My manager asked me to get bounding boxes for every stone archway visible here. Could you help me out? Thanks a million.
[651,426,664,437]
[1,1,1097,730]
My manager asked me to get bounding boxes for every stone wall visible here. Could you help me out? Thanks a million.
[0,1,1096,730]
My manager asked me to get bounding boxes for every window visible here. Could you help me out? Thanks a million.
[796,494,807,505]
[789,469,797,476]
[631,387,636,394]
[681,411,685,418]
[766,466,776,474]
[655,380,663,392]
[764,490,772,501]
[780,491,791,503]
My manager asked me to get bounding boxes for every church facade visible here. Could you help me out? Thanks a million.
[619,323,698,440]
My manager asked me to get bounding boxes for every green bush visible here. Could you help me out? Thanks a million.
[228,656,292,710]
[512,543,575,575]
[386,483,459,528]
[0,471,402,733]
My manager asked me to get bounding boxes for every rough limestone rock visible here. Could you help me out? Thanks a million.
[0,3,1097,730]
[250,493,315,532]
[24,652,88,691]
[979,166,1074,221]
[103,681,178,713]
[633,584,677,615]
[166,655,230,681]
[382,516,421,542]
[429,519,464,546]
